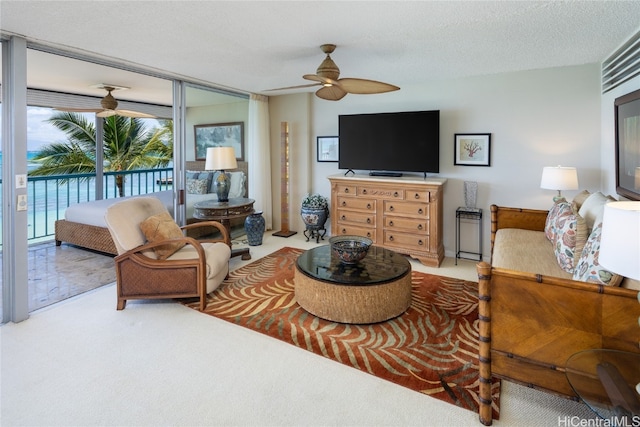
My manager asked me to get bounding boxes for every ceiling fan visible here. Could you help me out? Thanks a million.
[55,84,156,118]
[268,44,400,101]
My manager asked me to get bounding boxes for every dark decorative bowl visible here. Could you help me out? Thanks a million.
[329,235,373,264]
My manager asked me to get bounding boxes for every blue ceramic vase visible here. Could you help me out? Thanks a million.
[245,211,265,246]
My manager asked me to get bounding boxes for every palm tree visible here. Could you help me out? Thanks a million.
[29,112,173,197]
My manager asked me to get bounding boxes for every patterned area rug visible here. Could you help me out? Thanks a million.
[184,247,500,418]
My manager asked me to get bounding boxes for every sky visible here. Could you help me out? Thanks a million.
[0,106,163,153]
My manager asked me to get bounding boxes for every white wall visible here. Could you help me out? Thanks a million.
[185,101,249,162]
[270,64,603,258]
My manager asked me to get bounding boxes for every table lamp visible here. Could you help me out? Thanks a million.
[540,165,579,201]
[598,201,640,399]
[205,146,237,202]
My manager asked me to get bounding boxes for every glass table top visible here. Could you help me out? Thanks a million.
[565,349,640,421]
[296,245,411,286]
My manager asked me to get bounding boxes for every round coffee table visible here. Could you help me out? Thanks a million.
[294,245,412,324]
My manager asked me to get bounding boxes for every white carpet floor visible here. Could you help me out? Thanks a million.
[1,233,595,426]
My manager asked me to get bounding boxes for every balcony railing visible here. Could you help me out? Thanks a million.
[0,168,173,244]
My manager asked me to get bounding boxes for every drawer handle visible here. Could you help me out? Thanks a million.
[417,224,423,230]
[389,221,394,226]
[367,218,371,224]
[367,203,372,210]
[415,193,420,199]
[344,188,349,193]
[418,208,424,214]
[394,191,399,197]
[418,240,424,246]
[341,215,346,220]
[389,205,394,212]
[342,201,346,207]
[367,232,372,238]
[341,228,347,234]
[389,235,394,241]
[363,189,367,194]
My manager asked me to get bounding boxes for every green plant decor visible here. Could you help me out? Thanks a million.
[301,193,329,210]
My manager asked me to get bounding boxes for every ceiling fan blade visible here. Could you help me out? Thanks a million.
[54,107,103,113]
[337,78,400,94]
[303,74,339,86]
[264,82,320,91]
[315,85,347,101]
[116,110,157,118]
[96,110,116,118]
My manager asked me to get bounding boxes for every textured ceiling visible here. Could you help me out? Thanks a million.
[1,1,640,105]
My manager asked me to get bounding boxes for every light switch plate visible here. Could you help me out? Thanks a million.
[17,194,27,211]
[16,174,27,188]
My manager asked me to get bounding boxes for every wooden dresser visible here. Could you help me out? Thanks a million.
[328,174,447,267]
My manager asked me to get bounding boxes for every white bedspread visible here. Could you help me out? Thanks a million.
[63,171,246,228]
[64,191,174,228]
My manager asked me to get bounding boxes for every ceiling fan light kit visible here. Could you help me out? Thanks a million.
[268,44,400,101]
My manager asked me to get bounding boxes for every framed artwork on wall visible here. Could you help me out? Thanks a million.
[317,136,339,162]
[614,88,640,201]
[194,122,244,161]
[454,133,491,166]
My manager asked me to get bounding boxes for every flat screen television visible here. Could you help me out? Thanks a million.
[338,110,440,176]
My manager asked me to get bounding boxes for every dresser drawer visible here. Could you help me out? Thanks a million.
[334,224,376,242]
[384,200,429,217]
[337,196,376,211]
[384,216,428,233]
[405,190,430,202]
[383,231,429,251]
[336,185,357,196]
[358,186,404,200]
[336,209,375,226]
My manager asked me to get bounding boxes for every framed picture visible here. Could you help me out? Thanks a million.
[454,133,491,166]
[317,136,339,162]
[614,88,640,201]
[194,122,244,161]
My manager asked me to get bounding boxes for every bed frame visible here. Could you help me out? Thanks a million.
[55,161,248,255]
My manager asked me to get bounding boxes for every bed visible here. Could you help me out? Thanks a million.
[55,161,248,255]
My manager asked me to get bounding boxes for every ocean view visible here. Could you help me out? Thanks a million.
[0,152,173,242]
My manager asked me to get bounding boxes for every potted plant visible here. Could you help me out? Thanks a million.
[301,193,329,242]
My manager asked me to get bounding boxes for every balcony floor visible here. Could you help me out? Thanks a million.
[1,241,116,314]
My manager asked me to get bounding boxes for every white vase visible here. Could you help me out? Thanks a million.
[464,181,478,208]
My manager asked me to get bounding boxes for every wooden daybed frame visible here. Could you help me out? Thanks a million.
[55,161,248,255]
[476,205,640,425]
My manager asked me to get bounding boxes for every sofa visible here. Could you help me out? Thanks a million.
[476,191,640,425]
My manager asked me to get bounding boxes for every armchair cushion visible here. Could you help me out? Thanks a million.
[167,242,231,293]
[140,211,186,260]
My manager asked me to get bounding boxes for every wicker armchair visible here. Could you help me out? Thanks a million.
[104,197,231,311]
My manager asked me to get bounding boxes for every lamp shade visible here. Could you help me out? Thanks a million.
[205,146,237,171]
[599,201,640,280]
[540,166,579,191]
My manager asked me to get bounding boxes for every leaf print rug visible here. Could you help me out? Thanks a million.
[183,247,500,418]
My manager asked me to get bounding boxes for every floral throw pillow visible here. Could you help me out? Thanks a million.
[573,222,623,286]
[186,178,209,195]
[544,197,567,242]
[553,202,588,273]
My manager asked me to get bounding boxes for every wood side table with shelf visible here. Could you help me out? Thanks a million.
[193,197,255,260]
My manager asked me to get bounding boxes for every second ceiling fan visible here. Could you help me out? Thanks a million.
[55,84,156,118]
[270,44,400,101]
